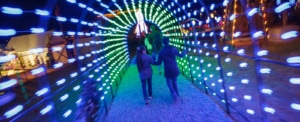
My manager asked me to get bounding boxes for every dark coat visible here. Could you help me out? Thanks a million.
[154,45,186,78]
[137,54,154,80]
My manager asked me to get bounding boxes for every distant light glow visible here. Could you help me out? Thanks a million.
[70,72,78,78]
[56,16,67,22]
[56,79,66,85]
[232,98,238,102]
[223,0,229,6]
[229,14,236,21]
[29,48,44,54]
[34,9,49,16]
[40,105,53,115]
[0,79,17,90]
[52,31,63,36]
[0,54,16,63]
[60,94,69,101]
[260,68,271,74]
[248,8,258,16]
[1,7,23,15]
[31,67,45,75]
[233,32,241,37]
[239,62,248,67]
[244,95,252,100]
[4,105,23,118]
[68,58,76,63]
[261,88,272,94]
[291,103,300,110]
[63,110,72,118]
[0,29,16,36]
[257,50,268,56]
[246,109,255,115]
[52,47,62,51]
[289,78,300,84]
[241,79,249,84]
[66,0,76,3]
[275,2,291,13]
[264,107,276,114]
[253,31,263,38]
[35,88,49,96]
[53,63,63,68]
[73,85,80,91]
[281,31,298,39]
[237,49,245,55]
[286,56,300,63]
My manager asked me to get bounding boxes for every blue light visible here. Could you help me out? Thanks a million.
[40,105,53,115]
[34,9,49,16]
[73,85,80,91]
[291,103,300,111]
[275,2,291,13]
[257,50,268,56]
[286,56,300,63]
[248,8,258,16]
[201,7,204,12]
[63,110,72,118]
[210,4,215,10]
[35,88,49,96]
[78,3,86,8]
[60,94,69,101]
[4,105,23,118]
[68,58,76,63]
[29,48,44,54]
[233,32,241,37]
[229,14,236,21]
[67,31,75,35]
[253,31,263,38]
[223,0,229,6]
[1,7,23,15]
[0,54,16,63]
[52,31,63,36]
[0,79,17,90]
[0,29,16,36]
[281,31,298,39]
[52,47,62,51]
[53,63,63,68]
[31,67,45,75]
[56,79,66,85]
[70,18,79,23]
[66,45,74,49]
[56,17,67,22]
[70,72,78,78]
[290,78,300,84]
[30,28,44,33]
[66,0,76,3]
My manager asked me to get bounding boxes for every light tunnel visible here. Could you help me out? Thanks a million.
[0,0,300,121]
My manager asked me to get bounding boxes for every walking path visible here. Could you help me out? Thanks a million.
[104,64,233,122]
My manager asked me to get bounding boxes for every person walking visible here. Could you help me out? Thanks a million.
[153,37,186,103]
[148,25,163,74]
[136,45,154,105]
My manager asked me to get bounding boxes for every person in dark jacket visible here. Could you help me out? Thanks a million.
[153,37,186,102]
[136,45,155,105]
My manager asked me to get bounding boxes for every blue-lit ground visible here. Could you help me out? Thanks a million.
[104,59,233,122]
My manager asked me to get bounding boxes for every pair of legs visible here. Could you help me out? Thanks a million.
[165,76,179,101]
[141,77,152,102]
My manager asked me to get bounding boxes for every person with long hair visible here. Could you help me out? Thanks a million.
[136,45,154,105]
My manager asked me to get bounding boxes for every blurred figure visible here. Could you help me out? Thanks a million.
[153,37,186,103]
[148,25,163,74]
[136,45,155,105]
